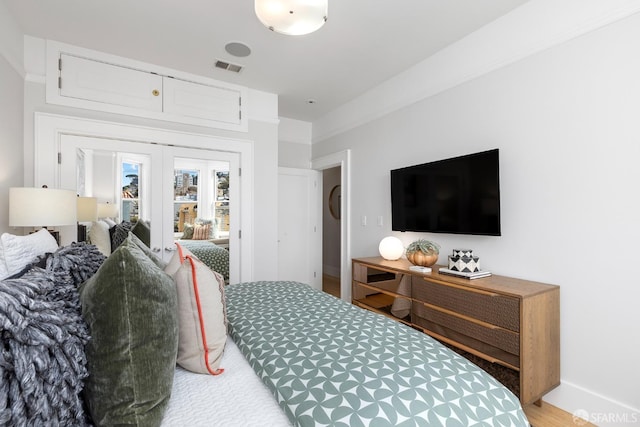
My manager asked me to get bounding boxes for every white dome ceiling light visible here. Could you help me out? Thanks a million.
[255,0,328,36]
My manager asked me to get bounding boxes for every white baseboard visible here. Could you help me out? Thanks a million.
[545,381,639,426]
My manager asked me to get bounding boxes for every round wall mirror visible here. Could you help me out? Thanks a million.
[329,185,341,220]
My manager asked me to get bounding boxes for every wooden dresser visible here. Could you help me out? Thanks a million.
[352,256,560,405]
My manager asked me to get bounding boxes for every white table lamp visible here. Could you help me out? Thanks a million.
[9,187,78,244]
[97,202,118,219]
[378,236,404,261]
[77,196,98,242]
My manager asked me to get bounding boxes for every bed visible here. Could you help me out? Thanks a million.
[175,239,229,282]
[162,337,292,426]
[165,281,530,427]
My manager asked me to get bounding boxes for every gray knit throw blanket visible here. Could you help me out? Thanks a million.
[0,243,105,426]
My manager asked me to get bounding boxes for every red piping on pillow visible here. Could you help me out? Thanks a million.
[176,243,185,262]
[186,255,224,376]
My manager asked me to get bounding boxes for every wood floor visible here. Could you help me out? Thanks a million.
[322,274,340,298]
[321,274,593,427]
[524,402,595,427]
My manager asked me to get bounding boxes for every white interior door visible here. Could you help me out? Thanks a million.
[164,147,241,284]
[277,167,322,289]
[59,134,163,248]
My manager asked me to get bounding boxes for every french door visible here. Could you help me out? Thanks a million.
[59,134,241,283]
[163,147,240,279]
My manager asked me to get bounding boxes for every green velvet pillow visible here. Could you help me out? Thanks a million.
[131,219,151,247]
[128,231,167,269]
[80,238,178,426]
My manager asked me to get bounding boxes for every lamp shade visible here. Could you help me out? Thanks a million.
[379,236,404,261]
[97,202,118,219]
[255,0,327,35]
[77,197,98,222]
[9,187,77,227]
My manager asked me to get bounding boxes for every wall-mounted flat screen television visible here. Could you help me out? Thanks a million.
[391,149,501,236]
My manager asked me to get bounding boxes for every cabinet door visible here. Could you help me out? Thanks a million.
[163,77,242,125]
[60,54,163,111]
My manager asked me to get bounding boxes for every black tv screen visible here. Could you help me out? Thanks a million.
[391,149,501,236]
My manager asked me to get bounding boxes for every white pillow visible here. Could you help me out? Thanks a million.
[166,243,227,375]
[88,220,111,256]
[0,229,58,277]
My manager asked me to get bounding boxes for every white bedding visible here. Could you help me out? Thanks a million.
[162,337,292,427]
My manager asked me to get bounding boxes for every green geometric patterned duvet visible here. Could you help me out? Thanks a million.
[226,281,530,427]
[175,240,229,282]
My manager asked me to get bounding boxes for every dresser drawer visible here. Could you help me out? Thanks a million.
[413,278,520,332]
[412,301,520,356]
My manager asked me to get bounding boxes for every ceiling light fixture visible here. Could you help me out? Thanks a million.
[255,0,328,36]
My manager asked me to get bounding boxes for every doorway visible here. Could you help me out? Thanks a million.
[311,149,351,302]
[58,134,241,283]
[35,113,254,282]
[322,166,341,298]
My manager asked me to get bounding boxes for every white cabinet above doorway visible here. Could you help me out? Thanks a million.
[46,41,247,132]
[58,54,164,112]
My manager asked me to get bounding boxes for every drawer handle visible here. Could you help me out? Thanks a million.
[152,89,160,96]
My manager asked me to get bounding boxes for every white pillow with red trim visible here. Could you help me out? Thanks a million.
[165,243,227,375]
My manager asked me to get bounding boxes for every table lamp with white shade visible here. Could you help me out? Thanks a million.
[9,187,78,245]
[97,202,118,220]
[77,196,98,242]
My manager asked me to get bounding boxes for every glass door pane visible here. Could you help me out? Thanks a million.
[214,171,229,235]
[164,148,239,284]
[174,169,199,233]
[121,161,141,222]
[59,134,163,248]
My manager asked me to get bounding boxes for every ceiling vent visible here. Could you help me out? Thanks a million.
[214,60,243,73]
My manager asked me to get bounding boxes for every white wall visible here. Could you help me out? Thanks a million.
[0,0,24,76]
[278,117,312,169]
[313,11,640,425]
[89,150,116,201]
[0,48,24,235]
[279,141,311,169]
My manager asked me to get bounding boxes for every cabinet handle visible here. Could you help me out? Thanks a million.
[165,246,177,252]
[151,247,161,253]
[152,89,160,96]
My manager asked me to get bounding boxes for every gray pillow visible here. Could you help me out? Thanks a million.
[80,238,178,426]
[181,222,194,240]
[110,221,132,252]
[131,219,151,247]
